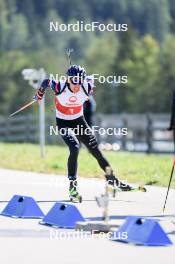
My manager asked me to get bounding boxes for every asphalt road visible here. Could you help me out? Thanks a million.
[0,168,175,264]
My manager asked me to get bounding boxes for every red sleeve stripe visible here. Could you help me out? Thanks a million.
[38,90,44,95]
[37,94,42,99]
[37,91,44,99]
[55,82,60,93]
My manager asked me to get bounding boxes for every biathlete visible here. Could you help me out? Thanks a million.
[34,65,134,202]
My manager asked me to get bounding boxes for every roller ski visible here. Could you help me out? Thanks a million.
[112,182,147,193]
[69,189,82,203]
[105,167,147,197]
[69,180,82,203]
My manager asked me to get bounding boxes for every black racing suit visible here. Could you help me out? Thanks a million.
[37,78,111,182]
[56,116,110,180]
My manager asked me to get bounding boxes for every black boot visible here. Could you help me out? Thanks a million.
[105,167,133,192]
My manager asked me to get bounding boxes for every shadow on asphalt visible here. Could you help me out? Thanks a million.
[85,215,175,221]
[0,199,136,203]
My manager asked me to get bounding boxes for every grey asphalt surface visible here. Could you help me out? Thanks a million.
[0,168,175,264]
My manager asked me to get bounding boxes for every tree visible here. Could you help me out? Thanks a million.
[119,35,160,113]
[141,0,170,41]
[157,35,175,112]
[84,31,119,113]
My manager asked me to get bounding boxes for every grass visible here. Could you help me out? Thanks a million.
[0,142,174,188]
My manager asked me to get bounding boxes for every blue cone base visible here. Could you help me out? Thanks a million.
[1,195,44,219]
[41,202,85,228]
[111,216,173,246]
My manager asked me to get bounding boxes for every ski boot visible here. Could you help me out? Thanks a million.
[105,167,134,196]
[69,180,82,203]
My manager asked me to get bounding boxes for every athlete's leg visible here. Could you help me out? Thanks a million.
[76,117,111,172]
[56,118,82,200]
[76,117,133,191]
[56,118,80,181]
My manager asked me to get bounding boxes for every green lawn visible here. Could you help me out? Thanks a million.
[0,143,174,187]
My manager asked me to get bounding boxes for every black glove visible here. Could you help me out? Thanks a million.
[33,88,45,101]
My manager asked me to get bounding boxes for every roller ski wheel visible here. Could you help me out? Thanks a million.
[105,167,147,194]
[107,184,147,195]
[107,184,136,197]
[138,185,147,192]
[116,184,147,192]
[70,194,82,203]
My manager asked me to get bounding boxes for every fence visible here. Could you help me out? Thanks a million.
[95,113,173,153]
[0,113,173,154]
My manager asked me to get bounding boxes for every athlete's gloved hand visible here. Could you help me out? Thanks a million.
[33,88,45,101]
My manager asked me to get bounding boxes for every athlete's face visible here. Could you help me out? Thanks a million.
[70,83,81,93]
[69,78,81,93]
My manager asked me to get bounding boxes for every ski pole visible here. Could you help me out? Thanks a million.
[9,99,37,117]
[163,129,175,213]
[163,158,175,212]
[66,48,74,66]
[163,94,175,212]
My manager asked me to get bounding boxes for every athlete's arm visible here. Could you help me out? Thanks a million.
[33,79,60,101]
[84,75,95,96]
